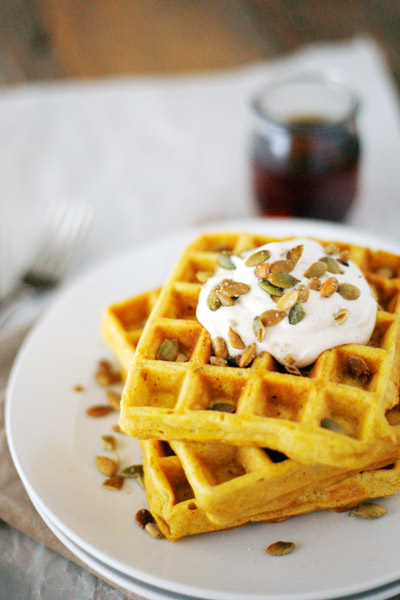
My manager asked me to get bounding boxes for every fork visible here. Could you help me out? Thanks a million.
[0,201,93,329]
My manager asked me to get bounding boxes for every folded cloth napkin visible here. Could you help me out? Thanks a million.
[0,328,144,600]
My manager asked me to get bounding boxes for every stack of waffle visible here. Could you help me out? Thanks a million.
[101,232,400,541]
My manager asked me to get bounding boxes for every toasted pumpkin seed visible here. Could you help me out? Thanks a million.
[101,434,116,451]
[145,522,163,539]
[334,309,349,325]
[270,260,295,274]
[260,309,286,327]
[86,404,115,417]
[304,261,328,279]
[95,359,122,387]
[136,508,154,528]
[267,541,295,556]
[320,277,339,298]
[245,249,270,267]
[112,424,124,434]
[268,272,298,289]
[288,302,305,325]
[337,283,361,300]
[276,289,299,311]
[287,244,303,265]
[228,327,245,349]
[121,464,144,478]
[283,355,301,376]
[253,316,266,342]
[308,277,321,291]
[254,263,270,279]
[216,289,235,306]
[96,456,118,477]
[324,243,339,255]
[213,336,228,359]
[102,475,124,491]
[258,280,284,297]
[208,401,236,413]
[339,249,350,263]
[347,354,370,380]
[209,356,228,366]
[349,503,387,519]
[157,338,179,361]
[207,288,221,311]
[321,418,347,435]
[218,251,236,270]
[238,344,257,368]
[195,270,214,283]
[297,284,309,303]
[320,256,344,274]
[221,281,251,296]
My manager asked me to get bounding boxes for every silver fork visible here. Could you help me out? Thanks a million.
[0,201,93,329]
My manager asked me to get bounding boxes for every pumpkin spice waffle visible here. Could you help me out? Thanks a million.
[102,288,400,528]
[118,232,400,469]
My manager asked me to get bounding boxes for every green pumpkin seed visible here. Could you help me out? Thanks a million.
[245,249,270,267]
[101,434,116,451]
[120,464,144,478]
[349,503,387,519]
[266,541,295,556]
[253,316,266,342]
[321,418,347,435]
[258,280,284,297]
[288,302,305,325]
[157,338,179,361]
[286,244,303,265]
[320,256,344,274]
[208,401,236,413]
[270,260,295,274]
[337,283,361,300]
[207,288,222,311]
[268,272,298,289]
[221,281,251,296]
[218,251,236,270]
[324,243,339,255]
[304,261,328,278]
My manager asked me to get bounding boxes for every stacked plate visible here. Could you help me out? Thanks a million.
[6,218,400,600]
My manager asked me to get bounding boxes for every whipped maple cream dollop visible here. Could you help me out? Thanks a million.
[196,239,377,368]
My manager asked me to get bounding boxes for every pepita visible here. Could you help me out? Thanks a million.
[121,464,144,478]
[258,280,284,297]
[95,359,122,386]
[304,261,328,279]
[216,289,235,306]
[145,522,163,539]
[217,251,236,270]
[283,355,301,376]
[209,356,228,366]
[208,401,236,413]
[321,418,347,435]
[334,309,349,325]
[253,316,266,342]
[286,244,303,265]
[320,277,339,298]
[221,281,251,297]
[245,249,270,267]
[320,256,344,274]
[176,352,189,362]
[349,503,387,519]
[228,327,245,349]
[276,289,299,312]
[195,270,214,283]
[270,260,295,274]
[288,302,305,325]
[136,508,154,528]
[297,284,309,303]
[260,309,286,327]
[238,344,257,368]
[254,263,270,279]
[266,541,295,556]
[337,283,361,300]
[157,338,179,361]
[347,354,371,380]
[101,434,116,451]
[207,288,221,311]
[339,249,350,263]
[102,475,124,491]
[96,455,118,477]
[213,336,228,359]
[324,243,339,255]
[308,277,321,291]
[268,272,298,289]
[86,404,115,417]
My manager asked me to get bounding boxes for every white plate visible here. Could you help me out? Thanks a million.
[28,485,400,600]
[6,218,400,600]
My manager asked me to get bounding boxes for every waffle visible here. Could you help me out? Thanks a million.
[142,439,400,541]
[119,232,400,469]
[102,288,400,527]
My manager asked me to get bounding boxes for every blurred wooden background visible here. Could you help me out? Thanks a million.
[1,0,399,86]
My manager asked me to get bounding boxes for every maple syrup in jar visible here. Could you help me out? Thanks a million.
[250,76,360,221]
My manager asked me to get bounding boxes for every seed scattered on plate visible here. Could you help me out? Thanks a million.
[96,455,118,477]
[95,359,122,386]
[349,503,387,519]
[86,404,115,417]
[102,474,124,491]
[101,434,116,451]
[136,508,154,529]
[266,541,295,556]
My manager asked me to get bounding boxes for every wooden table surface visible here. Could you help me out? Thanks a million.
[0,1,399,87]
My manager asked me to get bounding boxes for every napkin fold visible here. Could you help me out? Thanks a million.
[0,328,145,600]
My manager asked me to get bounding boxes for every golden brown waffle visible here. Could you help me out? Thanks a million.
[142,439,400,541]
[102,288,400,527]
[119,232,400,468]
